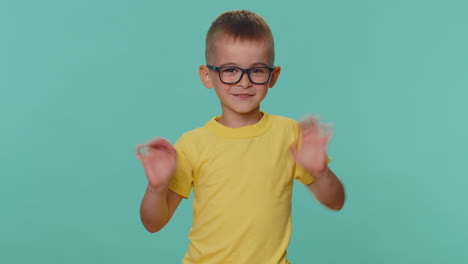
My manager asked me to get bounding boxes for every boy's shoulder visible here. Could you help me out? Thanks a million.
[177,126,207,142]
[175,117,215,146]
[268,113,302,131]
[269,113,299,124]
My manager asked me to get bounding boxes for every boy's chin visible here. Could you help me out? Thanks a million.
[229,108,262,115]
[220,102,262,115]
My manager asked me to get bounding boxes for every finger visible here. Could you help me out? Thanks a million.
[302,121,319,138]
[154,140,177,159]
[136,144,147,157]
[147,138,168,152]
[302,125,318,137]
[135,145,150,165]
[150,138,176,157]
[321,122,335,138]
[147,137,165,147]
[149,138,174,153]
[299,113,318,124]
[158,138,174,151]
[300,113,321,127]
[323,135,331,146]
[300,117,314,130]
[301,130,332,147]
[146,138,178,161]
[166,143,177,159]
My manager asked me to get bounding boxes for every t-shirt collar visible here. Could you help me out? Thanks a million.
[204,111,272,139]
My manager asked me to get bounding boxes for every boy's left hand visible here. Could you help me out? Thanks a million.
[290,116,332,176]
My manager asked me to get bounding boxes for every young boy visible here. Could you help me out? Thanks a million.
[137,10,345,264]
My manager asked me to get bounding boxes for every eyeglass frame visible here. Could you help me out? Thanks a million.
[206,64,275,85]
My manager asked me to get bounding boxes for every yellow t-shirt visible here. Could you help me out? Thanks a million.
[169,112,318,264]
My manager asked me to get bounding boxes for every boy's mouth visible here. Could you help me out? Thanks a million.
[232,94,254,98]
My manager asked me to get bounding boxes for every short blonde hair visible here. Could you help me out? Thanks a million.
[205,10,275,65]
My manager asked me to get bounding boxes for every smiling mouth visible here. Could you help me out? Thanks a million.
[233,94,254,98]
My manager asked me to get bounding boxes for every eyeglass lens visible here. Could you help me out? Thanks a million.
[219,67,271,84]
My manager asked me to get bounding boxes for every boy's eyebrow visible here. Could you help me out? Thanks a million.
[218,62,270,67]
[250,62,270,67]
[219,62,239,67]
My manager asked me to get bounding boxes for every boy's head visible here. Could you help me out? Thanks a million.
[200,10,281,119]
[205,10,275,66]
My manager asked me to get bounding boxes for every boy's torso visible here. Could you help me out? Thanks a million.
[170,113,310,264]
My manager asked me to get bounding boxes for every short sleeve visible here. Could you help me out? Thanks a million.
[168,135,194,198]
[294,156,332,185]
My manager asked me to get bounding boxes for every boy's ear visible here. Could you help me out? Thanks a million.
[199,65,214,89]
[268,66,281,88]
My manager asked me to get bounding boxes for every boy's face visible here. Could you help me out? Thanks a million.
[200,37,281,118]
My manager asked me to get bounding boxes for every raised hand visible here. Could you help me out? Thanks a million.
[136,137,177,190]
[290,116,332,175]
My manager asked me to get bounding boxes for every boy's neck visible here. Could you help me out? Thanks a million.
[217,110,264,128]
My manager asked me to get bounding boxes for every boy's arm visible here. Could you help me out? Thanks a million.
[290,117,345,211]
[140,186,183,233]
[136,138,183,232]
[307,167,345,211]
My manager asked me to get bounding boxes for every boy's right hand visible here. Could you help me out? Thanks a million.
[136,137,177,191]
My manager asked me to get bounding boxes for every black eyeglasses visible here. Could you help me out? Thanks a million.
[207,65,274,84]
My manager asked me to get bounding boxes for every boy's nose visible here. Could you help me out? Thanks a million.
[237,72,253,88]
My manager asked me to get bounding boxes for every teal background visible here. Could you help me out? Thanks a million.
[1,0,467,263]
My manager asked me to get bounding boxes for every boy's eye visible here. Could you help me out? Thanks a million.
[221,67,238,73]
[250,67,268,74]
